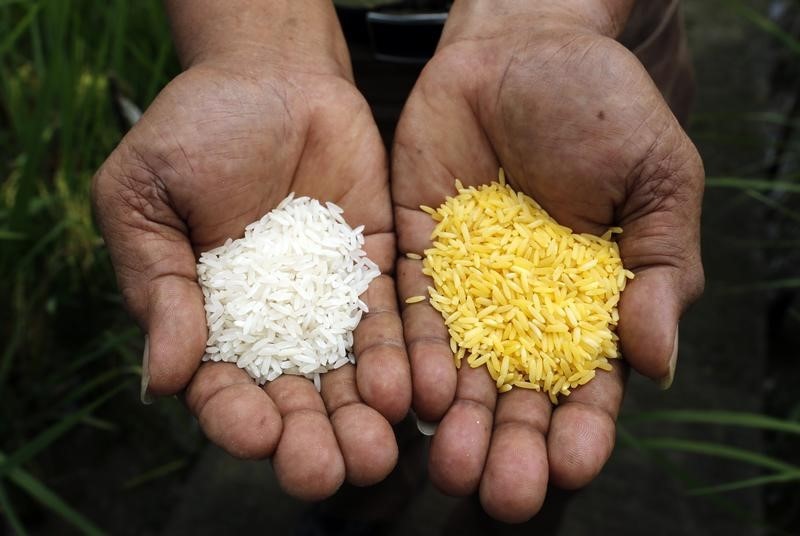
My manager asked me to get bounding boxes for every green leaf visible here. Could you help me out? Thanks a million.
[57,365,140,408]
[743,111,800,127]
[19,218,71,268]
[0,2,40,56]
[0,382,129,477]
[122,458,188,490]
[635,437,799,473]
[623,410,800,435]
[720,238,800,249]
[689,471,800,496]
[0,481,28,535]
[59,327,139,379]
[706,177,800,193]
[722,278,800,293]
[727,0,800,56]
[0,229,26,240]
[0,310,25,389]
[618,427,793,535]
[0,451,105,536]
[80,415,119,432]
[744,189,800,224]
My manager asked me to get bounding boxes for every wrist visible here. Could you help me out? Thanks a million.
[441,0,634,45]
[164,0,352,78]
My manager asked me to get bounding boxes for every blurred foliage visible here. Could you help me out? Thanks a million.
[628,1,800,533]
[0,0,799,534]
[0,0,192,532]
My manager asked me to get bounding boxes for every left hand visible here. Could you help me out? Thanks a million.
[93,0,411,500]
[392,0,704,522]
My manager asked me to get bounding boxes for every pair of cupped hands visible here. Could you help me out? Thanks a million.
[92,0,704,523]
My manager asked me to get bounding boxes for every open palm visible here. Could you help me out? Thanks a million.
[393,27,704,522]
[93,61,410,500]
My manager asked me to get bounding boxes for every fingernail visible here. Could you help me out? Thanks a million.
[658,326,679,390]
[141,335,153,405]
[416,418,439,436]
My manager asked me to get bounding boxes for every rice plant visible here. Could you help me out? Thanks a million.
[622,1,800,533]
[0,1,193,532]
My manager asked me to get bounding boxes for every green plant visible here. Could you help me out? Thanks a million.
[0,0,186,532]
[624,1,800,533]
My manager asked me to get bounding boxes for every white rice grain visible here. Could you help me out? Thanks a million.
[196,194,380,388]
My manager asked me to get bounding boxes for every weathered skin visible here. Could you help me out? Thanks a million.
[93,0,411,500]
[393,0,704,523]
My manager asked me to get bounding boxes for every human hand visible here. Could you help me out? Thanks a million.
[393,0,704,522]
[93,0,410,500]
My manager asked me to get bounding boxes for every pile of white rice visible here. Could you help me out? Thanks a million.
[196,194,380,389]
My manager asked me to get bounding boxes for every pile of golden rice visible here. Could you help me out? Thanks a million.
[409,172,633,403]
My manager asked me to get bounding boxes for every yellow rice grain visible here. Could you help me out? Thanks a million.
[420,171,634,402]
[406,252,423,260]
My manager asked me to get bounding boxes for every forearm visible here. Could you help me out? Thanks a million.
[441,0,635,45]
[164,0,350,76]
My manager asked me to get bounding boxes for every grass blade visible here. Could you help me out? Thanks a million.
[0,2,40,55]
[726,0,800,56]
[636,437,799,473]
[706,177,800,193]
[0,382,129,477]
[56,365,140,408]
[722,278,800,293]
[689,471,800,496]
[0,229,26,240]
[719,238,800,249]
[623,410,800,435]
[122,459,188,490]
[0,307,26,387]
[617,427,786,533]
[744,189,800,224]
[18,218,71,269]
[59,327,139,379]
[0,481,29,536]
[80,415,119,432]
[0,452,105,536]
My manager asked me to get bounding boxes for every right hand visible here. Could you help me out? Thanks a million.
[392,0,704,522]
[92,11,410,500]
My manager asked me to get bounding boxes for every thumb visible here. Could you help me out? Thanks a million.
[616,131,705,388]
[92,143,207,397]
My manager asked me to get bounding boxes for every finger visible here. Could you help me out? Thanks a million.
[397,255,457,421]
[429,364,497,496]
[265,375,345,501]
[320,365,398,487]
[618,266,692,387]
[547,362,627,490]
[479,389,552,523]
[92,145,206,396]
[618,128,705,386]
[184,362,282,459]
[353,271,411,424]
[391,58,499,422]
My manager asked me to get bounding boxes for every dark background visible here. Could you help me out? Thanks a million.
[1,1,799,534]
